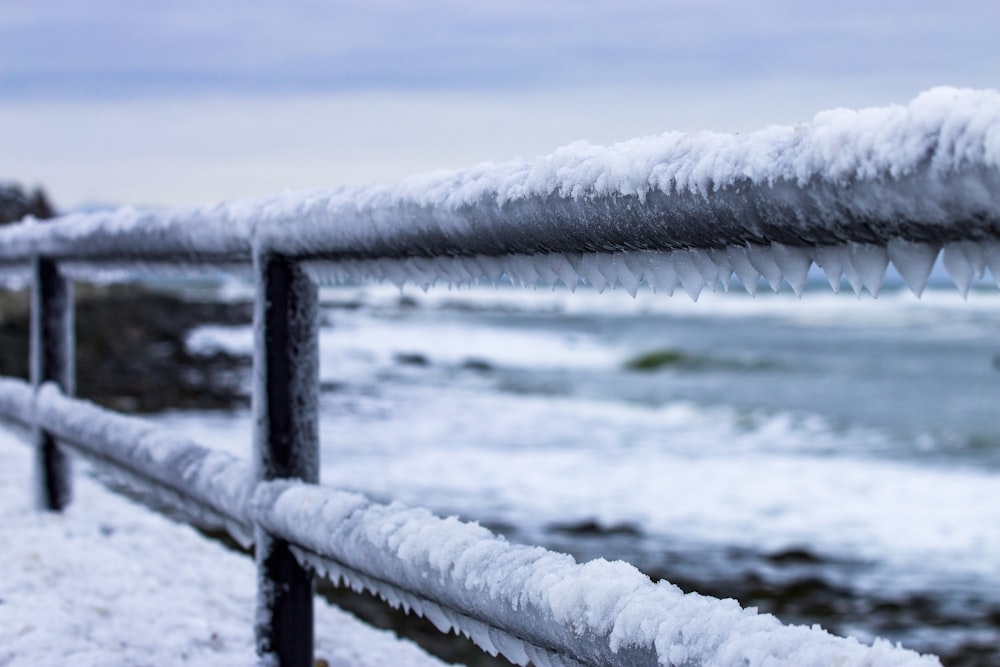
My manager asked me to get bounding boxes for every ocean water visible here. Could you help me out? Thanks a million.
[171,279,1000,665]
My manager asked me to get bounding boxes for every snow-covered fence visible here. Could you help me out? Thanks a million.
[0,87,998,298]
[2,86,999,666]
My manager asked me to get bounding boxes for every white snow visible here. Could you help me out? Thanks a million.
[0,426,451,667]
[0,372,948,666]
[0,88,996,301]
[255,480,942,667]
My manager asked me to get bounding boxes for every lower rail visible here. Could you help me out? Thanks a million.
[0,377,941,667]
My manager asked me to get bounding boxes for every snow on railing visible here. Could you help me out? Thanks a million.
[0,378,940,667]
[0,87,997,298]
[3,86,999,666]
[0,379,253,540]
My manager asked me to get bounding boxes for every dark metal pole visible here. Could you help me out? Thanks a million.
[30,257,74,511]
[253,254,319,667]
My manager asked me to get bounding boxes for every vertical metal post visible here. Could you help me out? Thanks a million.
[30,257,74,511]
[253,254,319,667]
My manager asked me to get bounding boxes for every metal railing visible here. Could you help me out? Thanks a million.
[2,91,997,666]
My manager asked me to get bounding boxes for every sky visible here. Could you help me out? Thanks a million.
[1,0,998,209]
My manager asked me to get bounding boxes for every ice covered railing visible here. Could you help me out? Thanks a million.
[1,87,1000,297]
[0,378,940,667]
[2,87,996,666]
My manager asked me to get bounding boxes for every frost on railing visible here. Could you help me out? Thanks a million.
[0,379,255,544]
[0,377,942,666]
[0,87,997,298]
[301,239,1000,299]
[2,87,996,666]
[254,481,940,667]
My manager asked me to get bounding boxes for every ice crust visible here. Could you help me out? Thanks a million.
[255,481,941,667]
[0,379,255,544]
[0,378,941,665]
[303,240,1000,299]
[0,427,451,667]
[0,88,997,298]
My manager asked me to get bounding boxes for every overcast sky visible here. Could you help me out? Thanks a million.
[1,0,998,209]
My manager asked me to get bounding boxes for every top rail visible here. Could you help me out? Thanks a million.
[0,88,997,278]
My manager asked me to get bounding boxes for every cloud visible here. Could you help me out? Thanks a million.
[1,0,997,98]
[1,0,998,207]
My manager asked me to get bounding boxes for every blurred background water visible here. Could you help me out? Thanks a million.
[155,275,1000,665]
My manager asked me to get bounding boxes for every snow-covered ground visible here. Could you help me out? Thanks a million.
[0,426,450,667]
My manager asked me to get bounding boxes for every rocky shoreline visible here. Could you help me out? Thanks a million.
[0,283,252,414]
[0,183,256,413]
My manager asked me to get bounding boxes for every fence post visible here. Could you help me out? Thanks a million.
[30,257,74,511]
[253,254,319,667]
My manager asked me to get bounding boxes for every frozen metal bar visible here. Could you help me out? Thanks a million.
[252,254,319,667]
[30,257,74,511]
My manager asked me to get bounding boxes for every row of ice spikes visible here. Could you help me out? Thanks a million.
[305,239,1000,300]
[298,549,574,667]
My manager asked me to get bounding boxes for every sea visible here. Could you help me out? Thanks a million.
[162,272,1000,666]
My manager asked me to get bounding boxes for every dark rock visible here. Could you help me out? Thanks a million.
[461,358,493,372]
[0,183,253,413]
[548,519,642,537]
[0,182,54,224]
[765,547,823,564]
[0,283,252,413]
[395,352,430,367]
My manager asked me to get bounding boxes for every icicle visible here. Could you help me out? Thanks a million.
[812,245,845,293]
[839,249,864,297]
[943,243,974,298]
[380,585,403,611]
[425,257,451,286]
[404,257,438,291]
[349,261,369,284]
[672,250,704,300]
[849,244,889,297]
[645,251,677,295]
[489,627,531,666]
[378,259,407,290]
[612,253,641,297]
[403,590,424,616]
[551,253,580,291]
[461,618,499,657]
[451,257,476,286]
[886,239,939,297]
[726,246,760,295]
[506,255,540,288]
[531,255,560,290]
[320,260,345,285]
[579,253,610,292]
[745,245,783,293]
[423,602,455,634]
[357,259,384,284]
[707,249,734,292]
[594,253,619,289]
[594,252,618,289]
[525,645,553,667]
[400,590,419,615]
[435,257,467,287]
[458,256,486,285]
[771,243,812,297]
[622,251,650,286]
[950,241,988,284]
[984,243,1000,288]
[474,256,506,286]
[688,248,720,291]
[966,242,987,279]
